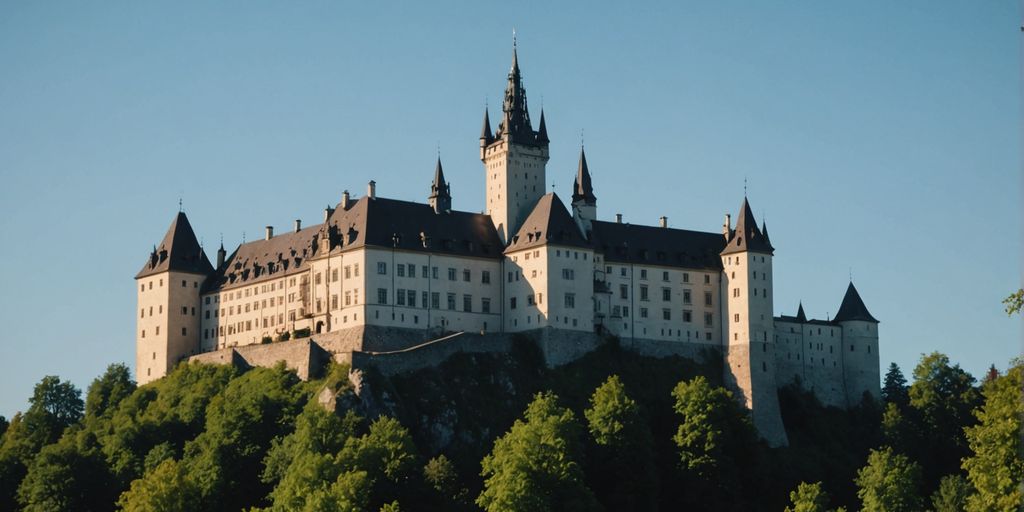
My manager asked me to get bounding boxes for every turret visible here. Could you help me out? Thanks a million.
[720,197,788,446]
[570,146,597,237]
[834,281,881,405]
[479,107,493,159]
[428,157,452,214]
[135,211,213,385]
[216,242,226,269]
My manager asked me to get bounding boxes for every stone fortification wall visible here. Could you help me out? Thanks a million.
[188,338,329,380]
[349,332,515,377]
[622,337,722,363]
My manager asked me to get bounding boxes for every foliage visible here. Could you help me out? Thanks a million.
[85,363,136,420]
[784,481,830,512]
[117,458,201,512]
[477,391,598,512]
[854,446,922,512]
[962,363,1023,511]
[930,474,972,512]
[880,362,908,406]
[584,374,657,511]
[1002,288,1023,315]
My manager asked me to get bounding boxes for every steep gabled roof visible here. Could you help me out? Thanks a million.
[721,198,774,255]
[505,193,589,252]
[136,212,214,279]
[591,221,726,271]
[833,282,879,323]
[202,223,323,293]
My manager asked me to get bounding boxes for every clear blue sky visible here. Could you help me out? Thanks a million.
[0,1,1019,417]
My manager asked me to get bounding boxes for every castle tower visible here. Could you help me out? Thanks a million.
[480,41,550,244]
[570,146,597,238]
[834,281,881,405]
[720,198,788,446]
[135,212,213,385]
[428,157,452,214]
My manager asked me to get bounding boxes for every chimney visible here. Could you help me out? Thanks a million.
[265,226,274,240]
[323,207,334,222]
[659,216,668,228]
[615,213,623,224]
[294,219,301,232]
[368,180,376,200]
[723,214,732,239]
[341,190,350,209]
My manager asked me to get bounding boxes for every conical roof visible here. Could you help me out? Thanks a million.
[720,198,774,255]
[572,146,596,205]
[833,282,879,323]
[136,212,214,278]
[796,302,807,322]
[536,109,549,143]
[494,43,537,144]
[480,107,493,141]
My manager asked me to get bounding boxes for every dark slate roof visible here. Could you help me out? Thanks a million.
[591,220,726,271]
[506,193,590,252]
[326,196,503,259]
[572,147,596,205]
[833,282,879,323]
[202,223,324,293]
[480,107,493,142]
[493,45,545,146]
[536,109,549,143]
[776,302,808,324]
[137,212,214,279]
[721,198,774,256]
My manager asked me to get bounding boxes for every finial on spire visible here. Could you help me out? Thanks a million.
[744,176,748,197]
[849,267,853,282]
[219,233,224,248]
[178,197,183,212]
[513,27,517,48]
[580,128,584,148]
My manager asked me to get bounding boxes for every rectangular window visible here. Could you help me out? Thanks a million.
[733,313,740,323]
[510,297,517,309]
[345,266,351,279]
[332,269,339,282]
[662,271,669,281]
[315,272,322,285]
[640,285,649,301]
[345,291,351,306]
[408,264,415,278]
[377,288,388,304]
[397,264,405,277]
[683,273,690,283]
[463,295,472,312]
[733,288,740,298]
[662,288,671,301]
[447,293,456,310]
[396,290,406,306]
[482,298,491,314]
[622,306,629,317]
[683,310,692,323]
[377,262,387,275]
[704,312,713,327]
[448,268,456,281]
[527,294,536,306]
[704,274,710,284]
[482,270,491,284]
[562,268,574,280]
[432,267,438,279]
[640,269,648,280]
[704,292,713,306]
[662,309,671,320]
[683,290,692,304]
[422,265,429,278]
[640,307,648,318]
[463,269,471,282]
[431,292,440,309]
[564,293,576,309]
[354,263,359,276]
[422,291,428,308]
[619,284,628,299]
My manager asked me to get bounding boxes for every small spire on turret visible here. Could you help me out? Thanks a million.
[536,109,549,144]
[572,146,596,205]
[796,302,807,323]
[428,157,452,214]
[480,106,493,143]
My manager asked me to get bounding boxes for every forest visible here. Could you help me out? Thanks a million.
[0,298,1020,512]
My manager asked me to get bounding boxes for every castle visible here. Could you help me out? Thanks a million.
[135,43,880,446]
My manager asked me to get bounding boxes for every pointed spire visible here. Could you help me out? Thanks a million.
[721,197,774,255]
[536,109,549,143]
[494,37,535,144]
[833,282,879,323]
[428,157,452,214]
[796,302,807,323]
[762,219,771,245]
[480,107,493,142]
[572,146,596,205]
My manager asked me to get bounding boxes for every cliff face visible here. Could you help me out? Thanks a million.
[352,339,722,479]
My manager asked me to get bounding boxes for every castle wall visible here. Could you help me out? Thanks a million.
[136,271,204,385]
[189,337,329,380]
[840,320,880,405]
[505,245,594,333]
[774,319,847,407]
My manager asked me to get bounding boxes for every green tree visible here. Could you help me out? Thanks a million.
[881,363,909,406]
[423,454,469,509]
[962,363,1023,511]
[784,481,829,512]
[584,374,656,511]
[477,391,599,512]
[16,431,115,512]
[671,375,750,476]
[930,474,972,512]
[1002,288,1023,315]
[85,363,136,419]
[854,446,922,512]
[117,458,201,512]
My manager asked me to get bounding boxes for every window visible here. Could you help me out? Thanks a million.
[431,292,440,309]
[396,290,406,306]
[354,263,359,276]
[683,310,692,323]
[463,269,471,282]
[407,290,416,307]
[408,264,415,278]
[181,327,187,336]
[332,269,339,282]
[704,292,713,306]
[482,270,491,284]
[345,291,351,306]
[733,288,740,298]
[564,293,576,309]
[527,294,536,306]
[345,266,351,279]
[733,313,740,323]
[447,293,456,310]
[448,268,456,281]
[562,268,574,280]
[396,265,405,277]
[683,273,690,283]
[619,284,628,299]
[620,267,627,277]
[623,306,629,317]
[704,274,711,284]
[377,262,387,275]
[432,266,438,279]
[662,309,671,320]
[640,307,648,318]
[181,280,186,287]
[510,297,517,309]
[704,312,713,327]
[422,265,429,277]
[182,306,187,315]
[463,295,472,312]
[683,290,692,304]
[315,272,322,285]
[377,288,388,304]
[640,285,649,301]
[640,269,647,279]
[662,271,669,281]
[422,291,428,308]
[662,288,671,301]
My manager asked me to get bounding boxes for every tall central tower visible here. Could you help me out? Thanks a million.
[480,41,550,245]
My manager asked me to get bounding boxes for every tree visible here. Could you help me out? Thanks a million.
[671,376,750,476]
[584,374,656,511]
[881,363,909,406]
[477,391,598,512]
[85,363,136,419]
[930,474,972,512]
[962,363,1023,511]
[854,446,922,512]
[784,481,829,512]
[423,454,469,509]
[16,432,115,512]
[117,458,201,512]
[1002,288,1023,316]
